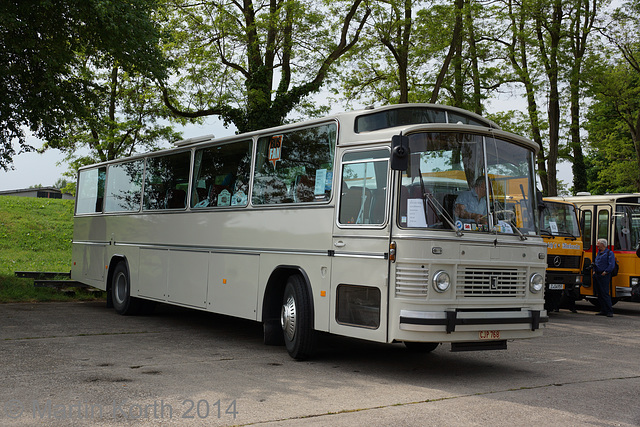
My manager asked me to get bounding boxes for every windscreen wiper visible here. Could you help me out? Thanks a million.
[554,230,578,240]
[507,219,527,241]
[417,164,461,236]
[540,229,555,237]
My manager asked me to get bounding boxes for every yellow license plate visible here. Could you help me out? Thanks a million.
[479,330,500,340]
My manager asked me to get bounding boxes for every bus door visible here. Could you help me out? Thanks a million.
[331,148,391,343]
[581,205,612,298]
[612,204,640,299]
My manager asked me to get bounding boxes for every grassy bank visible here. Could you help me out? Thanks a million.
[0,196,104,302]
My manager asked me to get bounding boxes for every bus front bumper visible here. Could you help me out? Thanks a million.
[399,309,548,333]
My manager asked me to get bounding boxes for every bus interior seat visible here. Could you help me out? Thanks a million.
[368,188,386,223]
[340,186,372,224]
[194,187,208,205]
[210,184,232,205]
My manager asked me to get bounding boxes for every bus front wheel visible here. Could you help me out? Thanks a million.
[281,275,316,360]
[111,262,141,315]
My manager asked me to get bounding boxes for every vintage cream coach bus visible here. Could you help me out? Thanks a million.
[71,104,548,359]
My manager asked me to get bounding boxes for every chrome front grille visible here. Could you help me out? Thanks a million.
[395,264,429,298]
[456,267,526,297]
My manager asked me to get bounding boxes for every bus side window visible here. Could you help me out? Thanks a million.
[253,175,291,204]
[252,124,336,206]
[338,150,389,226]
[76,167,106,214]
[340,185,373,224]
[293,175,315,203]
[192,140,252,209]
[597,209,609,242]
[105,160,144,213]
[582,210,591,250]
[165,188,187,209]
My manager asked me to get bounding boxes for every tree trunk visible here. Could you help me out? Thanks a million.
[430,0,464,103]
[465,0,482,114]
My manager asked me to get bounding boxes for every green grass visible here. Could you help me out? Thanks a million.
[0,196,105,302]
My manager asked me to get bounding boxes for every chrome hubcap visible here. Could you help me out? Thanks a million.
[114,272,127,304]
[281,294,296,341]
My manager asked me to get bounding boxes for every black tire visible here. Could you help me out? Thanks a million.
[111,262,142,315]
[281,275,316,360]
[404,341,440,353]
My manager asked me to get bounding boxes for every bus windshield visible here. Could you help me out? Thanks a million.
[399,131,538,236]
[540,202,581,238]
[614,204,640,251]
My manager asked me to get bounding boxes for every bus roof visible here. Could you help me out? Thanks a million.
[78,103,538,171]
[542,197,578,207]
[548,194,640,205]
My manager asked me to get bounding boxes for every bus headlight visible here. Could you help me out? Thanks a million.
[631,277,639,286]
[529,273,544,293]
[433,271,451,293]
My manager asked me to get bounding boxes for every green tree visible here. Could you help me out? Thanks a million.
[585,60,640,192]
[331,0,499,112]
[160,0,370,133]
[330,0,425,105]
[584,0,640,192]
[54,178,71,190]
[565,0,600,194]
[492,0,550,194]
[43,62,183,176]
[0,0,169,171]
[531,0,564,197]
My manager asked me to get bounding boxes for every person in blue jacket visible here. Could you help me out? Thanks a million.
[593,238,616,317]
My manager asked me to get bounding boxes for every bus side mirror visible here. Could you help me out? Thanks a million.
[391,134,410,171]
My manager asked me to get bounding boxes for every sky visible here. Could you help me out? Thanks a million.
[0,101,574,192]
[0,117,232,191]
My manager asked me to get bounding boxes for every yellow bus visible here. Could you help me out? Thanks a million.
[71,103,548,359]
[548,194,640,304]
[539,198,583,311]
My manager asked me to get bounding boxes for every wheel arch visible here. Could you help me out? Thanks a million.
[105,254,129,308]
[261,265,314,329]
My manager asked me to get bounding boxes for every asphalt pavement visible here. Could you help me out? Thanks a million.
[1,299,639,426]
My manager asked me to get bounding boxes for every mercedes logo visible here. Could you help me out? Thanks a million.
[553,256,562,267]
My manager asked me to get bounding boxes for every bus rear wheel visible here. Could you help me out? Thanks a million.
[111,262,142,315]
[404,342,440,353]
[281,275,316,360]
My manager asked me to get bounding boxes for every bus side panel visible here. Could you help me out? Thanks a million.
[168,250,208,309]
[71,216,107,290]
[138,248,168,301]
[209,253,260,320]
[329,238,390,343]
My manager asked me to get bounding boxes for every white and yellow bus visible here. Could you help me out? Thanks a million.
[548,194,640,304]
[71,104,548,359]
[539,198,583,311]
